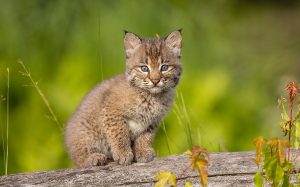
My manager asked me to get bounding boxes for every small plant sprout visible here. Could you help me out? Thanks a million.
[155,171,177,187]
[155,146,209,187]
[254,81,300,186]
[189,146,209,187]
[285,82,300,160]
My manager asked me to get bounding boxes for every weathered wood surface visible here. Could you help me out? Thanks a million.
[0,151,268,187]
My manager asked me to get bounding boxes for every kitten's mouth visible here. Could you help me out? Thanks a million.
[151,85,163,89]
[152,82,163,88]
[148,86,163,94]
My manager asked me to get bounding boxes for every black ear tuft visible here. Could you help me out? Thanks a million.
[123,30,141,40]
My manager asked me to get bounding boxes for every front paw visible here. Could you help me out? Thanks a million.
[135,148,155,163]
[112,149,134,165]
[84,153,107,167]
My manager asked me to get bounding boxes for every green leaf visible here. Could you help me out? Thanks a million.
[282,173,290,187]
[294,105,300,121]
[295,121,300,136]
[283,161,293,171]
[264,157,277,181]
[184,150,192,155]
[279,121,289,135]
[263,154,291,186]
[184,181,193,187]
[295,122,300,148]
[155,171,177,187]
[254,172,264,187]
[278,97,290,121]
[274,163,284,186]
[263,147,272,167]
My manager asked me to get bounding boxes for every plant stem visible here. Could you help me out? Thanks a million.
[180,93,193,149]
[288,106,293,161]
[98,15,104,81]
[0,96,5,171]
[5,68,9,175]
[162,121,171,155]
[18,61,62,130]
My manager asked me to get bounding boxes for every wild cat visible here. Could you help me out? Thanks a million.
[65,30,182,167]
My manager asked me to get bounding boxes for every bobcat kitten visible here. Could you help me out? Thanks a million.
[65,30,182,167]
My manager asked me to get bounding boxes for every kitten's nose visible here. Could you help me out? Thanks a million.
[151,79,160,86]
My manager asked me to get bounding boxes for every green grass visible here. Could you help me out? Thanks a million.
[4,68,9,175]
[18,61,63,130]
[98,15,104,82]
[156,91,198,157]
[173,92,193,150]
[162,120,171,154]
[0,95,5,174]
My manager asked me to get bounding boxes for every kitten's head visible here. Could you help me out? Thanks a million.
[124,30,182,94]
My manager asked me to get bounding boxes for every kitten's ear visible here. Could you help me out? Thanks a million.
[164,29,182,56]
[124,31,142,58]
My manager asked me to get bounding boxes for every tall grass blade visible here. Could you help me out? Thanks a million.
[162,121,171,154]
[18,61,63,130]
[0,95,6,172]
[180,93,193,149]
[197,128,202,146]
[172,91,193,150]
[98,15,104,81]
[5,68,9,175]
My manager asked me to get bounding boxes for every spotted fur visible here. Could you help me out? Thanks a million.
[65,30,182,167]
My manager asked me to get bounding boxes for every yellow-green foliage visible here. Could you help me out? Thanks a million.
[155,146,209,187]
[254,82,300,187]
[155,171,177,187]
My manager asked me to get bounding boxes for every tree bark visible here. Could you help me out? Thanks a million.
[0,151,293,187]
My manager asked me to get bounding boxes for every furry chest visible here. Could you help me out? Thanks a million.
[127,120,148,138]
[127,103,167,138]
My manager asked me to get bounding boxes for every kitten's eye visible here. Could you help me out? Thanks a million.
[160,65,169,72]
[140,66,149,72]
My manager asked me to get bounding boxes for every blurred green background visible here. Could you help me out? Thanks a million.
[0,0,300,175]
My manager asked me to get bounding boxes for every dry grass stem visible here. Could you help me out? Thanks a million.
[5,68,9,175]
[18,61,63,130]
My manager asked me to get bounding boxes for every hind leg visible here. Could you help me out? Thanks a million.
[65,122,108,168]
[68,139,108,168]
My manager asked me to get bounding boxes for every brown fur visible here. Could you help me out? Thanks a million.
[65,30,182,167]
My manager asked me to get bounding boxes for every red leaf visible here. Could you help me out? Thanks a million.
[286,82,299,108]
[190,146,209,187]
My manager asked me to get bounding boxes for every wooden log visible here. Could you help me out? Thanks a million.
[0,151,272,186]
